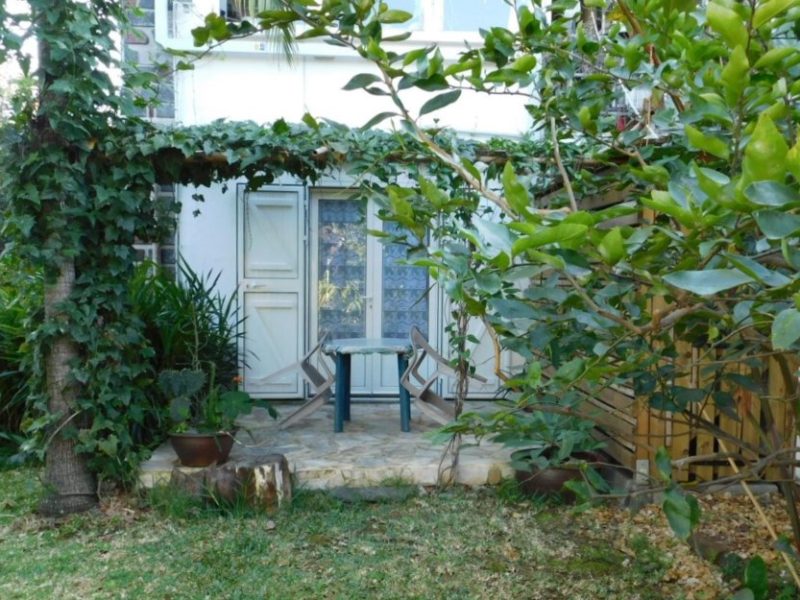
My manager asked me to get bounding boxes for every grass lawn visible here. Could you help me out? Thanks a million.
[0,468,726,599]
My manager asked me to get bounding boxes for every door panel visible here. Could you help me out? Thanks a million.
[239,186,306,398]
[243,293,300,395]
[244,194,301,279]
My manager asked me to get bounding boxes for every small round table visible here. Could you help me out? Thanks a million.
[323,338,413,433]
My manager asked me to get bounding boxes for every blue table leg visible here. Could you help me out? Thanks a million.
[334,353,346,433]
[398,353,411,432]
[343,353,351,422]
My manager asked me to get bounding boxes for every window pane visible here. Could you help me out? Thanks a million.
[318,199,367,340]
[381,222,429,340]
[386,0,423,29]
[443,0,510,31]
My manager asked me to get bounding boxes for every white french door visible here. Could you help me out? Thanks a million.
[310,191,434,396]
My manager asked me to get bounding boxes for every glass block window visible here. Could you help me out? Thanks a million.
[381,222,429,339]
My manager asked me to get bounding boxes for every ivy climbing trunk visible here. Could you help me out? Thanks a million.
[33,0,97,515]
[39,257,97,516]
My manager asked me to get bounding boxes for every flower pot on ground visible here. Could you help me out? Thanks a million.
[159,365,272,468]
[511,446,606,503]
[169,431,235,467]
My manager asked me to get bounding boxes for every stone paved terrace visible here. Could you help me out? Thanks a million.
[139,401,514,490]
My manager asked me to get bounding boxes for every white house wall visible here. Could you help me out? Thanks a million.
[177,182,239,300]
[175,53,529,135]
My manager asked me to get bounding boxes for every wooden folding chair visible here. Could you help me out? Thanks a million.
[401,326,488,425]
[249,334,335,429]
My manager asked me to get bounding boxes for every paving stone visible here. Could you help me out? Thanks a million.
[328,486,418,503]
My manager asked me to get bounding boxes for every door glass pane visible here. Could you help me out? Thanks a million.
[318,199,367,339]
[381,222,429,339]
[443,0,510,31]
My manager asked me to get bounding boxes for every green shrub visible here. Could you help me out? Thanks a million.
[129,259,242,386]
[0,255,40,460]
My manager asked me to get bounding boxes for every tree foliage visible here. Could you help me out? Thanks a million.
[192,0,800,555]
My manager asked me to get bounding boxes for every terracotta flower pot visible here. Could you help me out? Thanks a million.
[169,432,235,467]
[513,449,604,503]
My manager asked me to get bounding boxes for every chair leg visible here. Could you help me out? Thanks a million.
[334,353,347,432]
[398,354,411,432]
[278,391,331,430]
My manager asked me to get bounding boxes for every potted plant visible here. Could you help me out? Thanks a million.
[445,390,608,501]
[504,409,606,502]
[159,364,253,467]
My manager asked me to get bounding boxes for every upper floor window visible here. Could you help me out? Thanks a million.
[442,0,513,32]
[387,0,516,37]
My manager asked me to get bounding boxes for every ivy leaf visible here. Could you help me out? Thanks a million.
[663,269,753,295]
[97,435,118,457]
[771,308,800,349]
[418,90,461,117]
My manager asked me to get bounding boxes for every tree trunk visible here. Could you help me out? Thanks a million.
[37,257,97,516]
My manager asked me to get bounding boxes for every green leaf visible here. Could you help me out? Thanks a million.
[744,181,800,207]
[720,45,749,107]
[418,176,450,208]
[359,111,399,131]
[771,308,800,349]
[706,1,748,48]
[473,218,513,257]
[663,269,753,295]
[378,9,413,24]
[662,487,701,540]
[685,125,729,159]
[98,435,118,457]
[502,162,530,214]
[512,224,589,255]
[641,191,694,227]
[301,112,320,131]
[753,46,796,69]
[743,114,789,184]
[743,555,768,600]
[598,228,625,265]
[474,270,502,294]
[343,73,382,90]
[655,446,672,481]
[754,210,800,239]
[419,90,461,116]
[509,55,536,72]
[555,358,585,383]
[753,0,799,29]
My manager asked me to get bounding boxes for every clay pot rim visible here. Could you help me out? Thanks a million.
[168,430,236,438]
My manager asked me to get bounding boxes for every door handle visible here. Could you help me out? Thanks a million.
[245,283,267,291]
